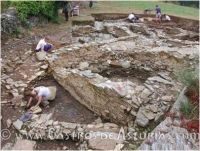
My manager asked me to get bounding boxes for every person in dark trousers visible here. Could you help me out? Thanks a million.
[63,2,69,21]
[89,1,93,8]
[155,5,161,23]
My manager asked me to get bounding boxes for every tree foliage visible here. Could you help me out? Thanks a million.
[165,1,199,8]
[11,1,63,22]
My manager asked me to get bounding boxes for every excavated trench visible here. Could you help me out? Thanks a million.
[9,14,198,150]
[25,75,97,124]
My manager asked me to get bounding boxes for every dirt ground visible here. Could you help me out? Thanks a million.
[1,13,88,149]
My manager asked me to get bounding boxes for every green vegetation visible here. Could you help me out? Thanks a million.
[176,68,198,87]
[168,1,199,8]
[180,99,198,119]
[95,1,199,20]
[7,1,63,23]
[176,68,199,119]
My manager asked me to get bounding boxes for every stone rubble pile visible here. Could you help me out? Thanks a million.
[13,113,125,150]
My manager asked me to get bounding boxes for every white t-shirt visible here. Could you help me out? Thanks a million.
[34,86,50,100]
[128,14,135,20]
[35,39,47,51]
[165,15,171,21]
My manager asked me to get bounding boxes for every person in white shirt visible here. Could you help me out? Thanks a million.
[26,86,57,109]
[161,14,171,22]
[35,37,53,52]
[128,13,139,22]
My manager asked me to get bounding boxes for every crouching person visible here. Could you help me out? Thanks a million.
[128,13,139,23]
[26,86,57,109]
[35,37,53,52]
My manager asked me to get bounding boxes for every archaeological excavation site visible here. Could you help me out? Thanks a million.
[1,10,199,150]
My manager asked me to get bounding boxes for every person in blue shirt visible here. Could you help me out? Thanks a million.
[155,5,161,23]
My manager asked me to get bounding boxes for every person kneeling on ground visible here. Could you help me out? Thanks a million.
[35,37,53,52]
[26,86,57,109]
[128,13,139,23]
[161,14,171,22]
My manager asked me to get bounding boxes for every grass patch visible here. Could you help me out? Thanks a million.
[180,99,198,119]
[95,1,199,20]
[175,68,199,87]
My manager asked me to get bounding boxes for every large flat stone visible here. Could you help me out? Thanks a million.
[52,67,132,125]
[88,136,118,150]
[12,139,36,150]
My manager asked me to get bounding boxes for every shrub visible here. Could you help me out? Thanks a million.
[10,1,62,23]
[176,68,199,106]
[180,100,197,119]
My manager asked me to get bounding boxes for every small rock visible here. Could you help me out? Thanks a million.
[45,120,53,126]
[128,127,135,132]
[77,127,84,132]
[53,121,59,126]
[36,51,47,61]
[20,101,26,107]
[6,119,12,128]
[40,64,48,70]
[79,62,89,70]
[104,123,118,128]
[144,83,154,92]
[6,78,13,84]
[129,143,137,150]
[5,85,11,90]
[60,122,77,129]
[63,146,68,150]
[19,129,27,135]
[142,110,156,120]
[94,123,104,128]
[14,83,19,88]
[121,60,131,68]
[140,88,152,99]
[135,108,149,127]
[132,96,142,107]
[148,76,173,85]
[130,110,137,116]
[149,104,158,113]
[161,95,173,102]
[13,119,23,130]
[114,143,124,151]
[94,117,102,124]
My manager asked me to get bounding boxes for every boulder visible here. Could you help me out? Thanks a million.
[1,8,20,34]
[36,51,47,61]
[88,136,118,150]
[130,24,149,35]
[12,139,36,150]
[135,108,149,127]
[52,67,132,125]
[13,119,23,130]
[105,26,130,38]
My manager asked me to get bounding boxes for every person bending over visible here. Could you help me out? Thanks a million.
[26,86,57,109]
